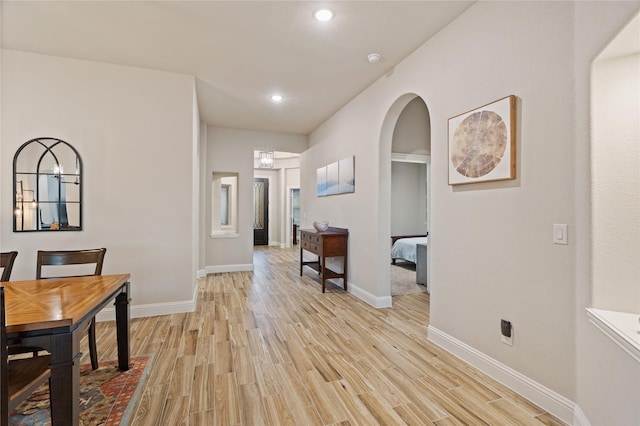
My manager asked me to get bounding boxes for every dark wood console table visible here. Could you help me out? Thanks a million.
[300,226,348,293]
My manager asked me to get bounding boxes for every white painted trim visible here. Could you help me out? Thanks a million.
[427,326,578,425]
[96,284,198,322]
[210,232,240,239]
[586,308,640,363]
[391,152,430,164]
[348,280,392,308]
[196,269,207,279]
[204,263,254,274]
[573,404,592,426]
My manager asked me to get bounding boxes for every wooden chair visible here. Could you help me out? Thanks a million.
[0,287,51,426]
[0,253,18,283]
[36,248,107,370]
[2,253,40,358]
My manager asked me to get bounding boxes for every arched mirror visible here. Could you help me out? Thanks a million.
[13,137,82,232]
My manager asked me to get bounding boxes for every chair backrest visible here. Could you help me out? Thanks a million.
[36,248,106,279]
[0,253,18,283]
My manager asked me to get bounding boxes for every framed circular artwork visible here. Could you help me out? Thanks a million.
[448,95,516,185]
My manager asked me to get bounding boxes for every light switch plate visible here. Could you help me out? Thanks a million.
[553,224,568,245]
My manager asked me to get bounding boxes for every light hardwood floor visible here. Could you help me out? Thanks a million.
[87,246,565,425]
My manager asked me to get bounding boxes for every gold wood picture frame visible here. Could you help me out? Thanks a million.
[448,95,516,185]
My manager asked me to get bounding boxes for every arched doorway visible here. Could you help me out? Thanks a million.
[378,94,432,300]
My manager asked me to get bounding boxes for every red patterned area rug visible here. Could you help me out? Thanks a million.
[9,354,153,426]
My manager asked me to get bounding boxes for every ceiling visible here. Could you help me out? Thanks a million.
[1,1,474,135]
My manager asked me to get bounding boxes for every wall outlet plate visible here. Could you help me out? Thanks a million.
[501,319,512,337]
[501,319,513,346]
[502,334,513,346]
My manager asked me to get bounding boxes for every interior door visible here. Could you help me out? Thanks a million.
[253,178,269,245]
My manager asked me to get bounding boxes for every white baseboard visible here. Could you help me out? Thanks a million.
[348,281,392,308]
[96,284,198,322]
[204,263,254,274]
[573,404,592,426]
[427,325,581,425]
[196,269,207,279]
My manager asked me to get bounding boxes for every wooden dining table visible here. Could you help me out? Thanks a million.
[3,273,131,426]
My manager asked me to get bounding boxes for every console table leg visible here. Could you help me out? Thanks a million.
[343,249,348,290]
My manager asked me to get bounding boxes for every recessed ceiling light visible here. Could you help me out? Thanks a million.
[314,9,334,22]
[271,94,283,102]
[367,53,381,63]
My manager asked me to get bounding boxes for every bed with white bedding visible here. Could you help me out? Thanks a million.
[391,234,429,285]
[390,235,428,264]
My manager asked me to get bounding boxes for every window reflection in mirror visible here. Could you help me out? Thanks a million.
[212,172,238,237]
[13,137,82,232]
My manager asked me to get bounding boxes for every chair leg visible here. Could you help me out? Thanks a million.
[88,318,98,370]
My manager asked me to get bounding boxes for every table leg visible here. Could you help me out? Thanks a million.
[343,253,348,291]
[48,332,81,426]
[115,282,130,371]
[321,256,326,293]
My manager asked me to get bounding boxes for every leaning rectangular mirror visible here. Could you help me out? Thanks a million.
[13,137,83,231]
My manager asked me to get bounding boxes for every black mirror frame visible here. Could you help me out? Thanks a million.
[13,137,83,232]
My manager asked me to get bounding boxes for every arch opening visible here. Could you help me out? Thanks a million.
[377,94,432,300]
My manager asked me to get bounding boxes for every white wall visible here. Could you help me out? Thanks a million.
[286,166,300,189]
[285,167,300,247]
[198,122,208,273]
[301,1,640,423]
[205,127,306,271]
[191,82,201,291]
[392,97,431,155]
[592,52,640,313]
[1,49,198,311]
[427,3,578,398]
[390,162,427,236]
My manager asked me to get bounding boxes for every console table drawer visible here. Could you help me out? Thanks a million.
[301,233,322,245]
[301,240,321,254]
